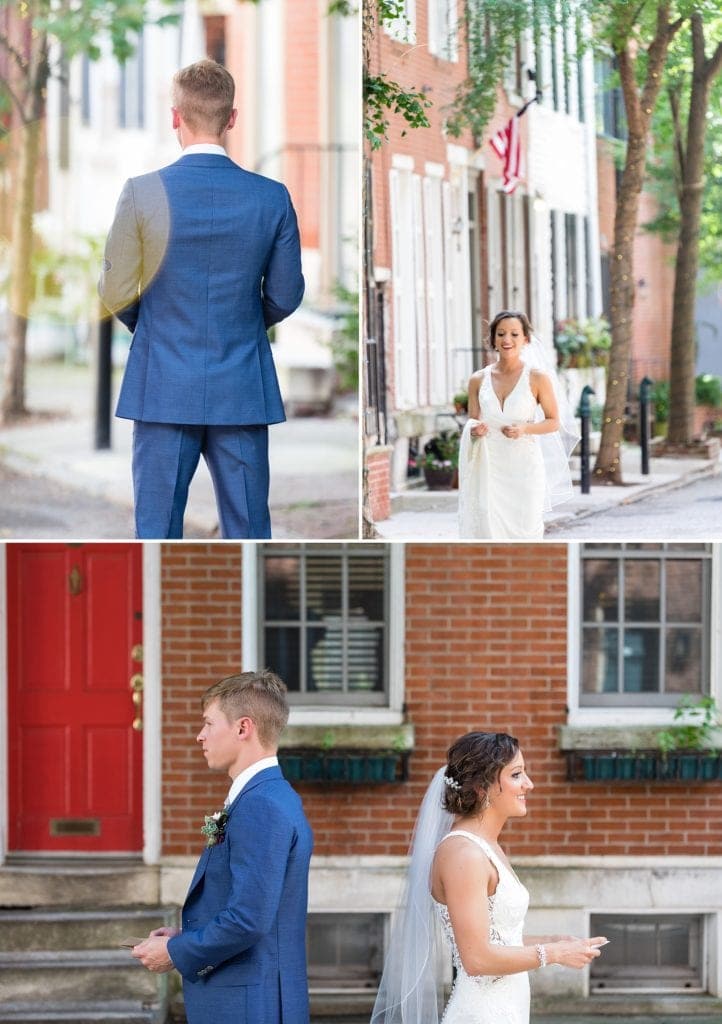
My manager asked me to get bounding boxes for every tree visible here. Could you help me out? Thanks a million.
[0,0,178,424]
[661,8,722,444]
[591,2,684,483]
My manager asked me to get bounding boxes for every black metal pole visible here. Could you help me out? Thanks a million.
[580,384,595,495]
[94,306,112,450]
[640,376,652,475]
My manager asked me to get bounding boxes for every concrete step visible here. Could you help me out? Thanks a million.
[0,859,160,909]
[533,994,722,1018]
[0,1002,164,1024]
[0,950,158,1003]
[0,908,173,952]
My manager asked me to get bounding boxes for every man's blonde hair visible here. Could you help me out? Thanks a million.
[173,59,235,137]
[202,670,289,748]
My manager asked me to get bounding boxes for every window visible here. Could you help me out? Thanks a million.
[590,914,705,994]
[384,0,416,45]
[259,545,389,705]
[595,56,626,140]
[307,913,384,990]
[428,0,458,62]
[119,31,145,130]
[580,544,712,707]
[564,213,579,320]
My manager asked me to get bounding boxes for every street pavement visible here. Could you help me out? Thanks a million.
[374,446,721,541]
[0,362,359,539]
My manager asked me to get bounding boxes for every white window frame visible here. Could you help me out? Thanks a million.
[384,0,416,45]
[423,165,448,406]
[390,160,421,410]
[242,545,406,727]
[428,0,458,62]
[566,544,722,727]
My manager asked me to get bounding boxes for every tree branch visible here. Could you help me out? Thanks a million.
[668,84,685,203]
[0,31,31,78]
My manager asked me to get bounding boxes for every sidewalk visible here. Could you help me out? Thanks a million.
[0,362,359,539]
[374,444,720,540]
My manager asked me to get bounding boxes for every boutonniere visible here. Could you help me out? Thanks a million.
[200,809,229,847]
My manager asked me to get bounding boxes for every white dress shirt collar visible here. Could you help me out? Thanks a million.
[179,143,228,159]
[225,755,279,808]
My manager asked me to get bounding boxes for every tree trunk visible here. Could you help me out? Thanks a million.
[593,3,681,484]
[0,19,48,424]
[667,13,722,445]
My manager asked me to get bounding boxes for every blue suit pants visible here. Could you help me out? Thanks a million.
[132,422,271,539]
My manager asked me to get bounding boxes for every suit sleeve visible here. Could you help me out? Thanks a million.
[167,795,296,982]
[98,178,142,333]
[261,185,305,328]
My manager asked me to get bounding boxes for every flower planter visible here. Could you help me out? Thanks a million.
[567,749,722,784]
[423,465,455,490]
[278,748,410,784]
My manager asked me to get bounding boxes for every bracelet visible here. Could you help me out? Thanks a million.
[536,944,548,969]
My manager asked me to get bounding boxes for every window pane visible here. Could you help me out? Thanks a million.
[583,560,618,622]
[622,628,659,692]
[582,627,618,693]
[625,560,660,620]
[349,557,385,621]
[666,628,703,693]
[265,626,300,692]
[348,626,384,692]
[307,913,384,984]
[309,621,343,692]
[307,556,343,617]
[590,914,703,993]
[667,560,702,622]
[265,557,300,621]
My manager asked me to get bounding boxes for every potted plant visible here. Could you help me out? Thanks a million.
[453,390,468,414]
[656,695,722,781]
[554,316,612,369]
[651,379,670,436]
[420,430,460,490]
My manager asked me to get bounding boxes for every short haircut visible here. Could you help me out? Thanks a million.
[172,59,235,137]
[202,670,289,748]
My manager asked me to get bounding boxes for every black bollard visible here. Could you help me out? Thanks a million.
[579,384,595,495]
[94,306,113,450]
[639,376,652,475]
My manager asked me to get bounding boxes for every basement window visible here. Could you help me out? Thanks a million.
[590,914,705,994]
[307,913,384,991]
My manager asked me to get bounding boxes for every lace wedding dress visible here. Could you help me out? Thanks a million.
[458,364,545,540]
[434,831,530,1024]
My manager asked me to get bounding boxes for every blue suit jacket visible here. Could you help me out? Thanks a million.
[99,154,304,425]
[168,766,313,1024]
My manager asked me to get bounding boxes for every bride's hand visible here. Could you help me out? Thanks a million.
[470,421,489,438]
[546,936,607,969]
[502,423,527,439]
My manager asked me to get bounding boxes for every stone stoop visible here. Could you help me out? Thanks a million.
[0,861,176,1024]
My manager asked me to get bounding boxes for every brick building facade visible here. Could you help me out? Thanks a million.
[364,1,677,524]
[3,541,720,1018]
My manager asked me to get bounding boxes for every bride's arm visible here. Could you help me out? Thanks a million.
[467,374,488,437]
[440,841,603,975]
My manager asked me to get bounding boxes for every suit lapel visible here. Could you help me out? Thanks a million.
[185,766,283,901]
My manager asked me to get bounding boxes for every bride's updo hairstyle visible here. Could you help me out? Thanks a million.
[489,310,532,350]
[443,731,520,816]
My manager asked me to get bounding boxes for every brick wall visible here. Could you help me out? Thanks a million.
[161,543,243,856]
[366,446,392,521]
[160,543,722,859]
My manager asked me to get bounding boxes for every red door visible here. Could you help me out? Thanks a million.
[8,544,143,852]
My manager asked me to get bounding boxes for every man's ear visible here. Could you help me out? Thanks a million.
[225,108,238,133]
[236,715,254,738]
[172,107,181,130]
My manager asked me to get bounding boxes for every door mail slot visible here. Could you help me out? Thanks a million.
[50,818,101,837]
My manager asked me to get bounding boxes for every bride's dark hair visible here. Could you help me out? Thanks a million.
[488,310,532,350]
[443,731,520,815]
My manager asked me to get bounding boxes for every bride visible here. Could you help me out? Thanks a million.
[371,732,607,1024]
[458,311,579,540]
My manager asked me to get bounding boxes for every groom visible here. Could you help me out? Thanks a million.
[99,59,304,539]
[132,671,313,1023]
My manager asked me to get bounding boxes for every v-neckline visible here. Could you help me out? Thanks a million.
[489,365,525,413]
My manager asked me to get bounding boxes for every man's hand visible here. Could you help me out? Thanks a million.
[149,926,180,938]
[132,935,175,973]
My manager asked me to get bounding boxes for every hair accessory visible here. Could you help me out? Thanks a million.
[443,774,461,791]
[536,943,548,969]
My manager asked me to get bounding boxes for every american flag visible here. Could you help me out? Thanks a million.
[490,115,522,194]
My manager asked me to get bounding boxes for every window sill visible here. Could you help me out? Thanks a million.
[559,724,722,751]
[287,707,405,729]
[281,721,414,752]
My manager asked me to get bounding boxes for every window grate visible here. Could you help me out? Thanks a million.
[590,914,705,994]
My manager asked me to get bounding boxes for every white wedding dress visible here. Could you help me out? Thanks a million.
[434,831,530,1024]
[458,364,546,540]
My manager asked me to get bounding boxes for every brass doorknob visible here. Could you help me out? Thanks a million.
[130,674,144,692]
[132,718,143,731]
[131,644,143,662]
